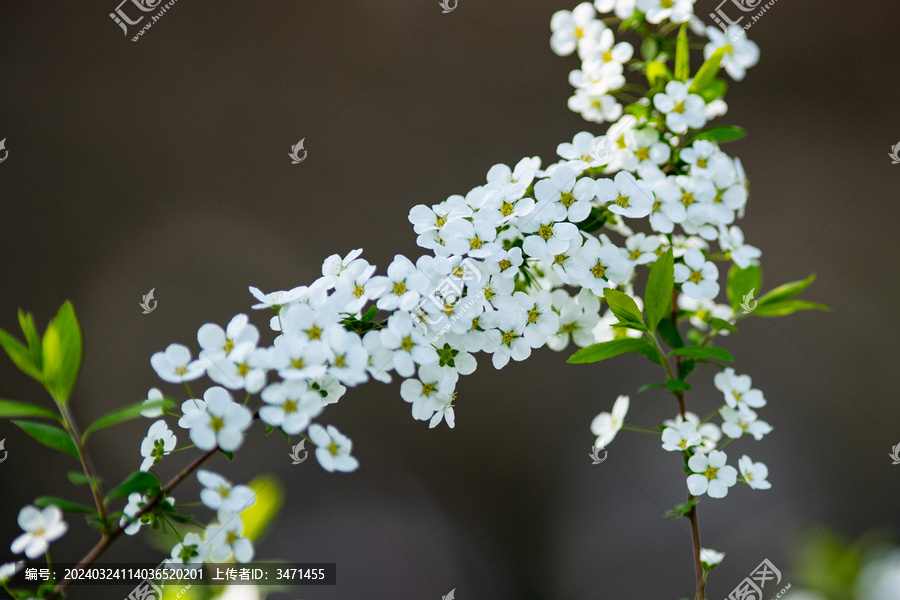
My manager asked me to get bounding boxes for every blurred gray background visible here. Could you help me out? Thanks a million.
[1,0,899,598]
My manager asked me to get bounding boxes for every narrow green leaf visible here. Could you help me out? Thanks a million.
[568,338,654,364]
[751,300,831,317]
[68,470,102,486]
[610,321,649,333]
[82,401,154,442]
[727,264,762,312]
[35,496,96,514]
[645,248,674,332]
[709,317,738,333]
[41,301,83,404]
[757,273,816,305]
[0,399,60,421]
[686,125,747,144]
[677,358,696,380]
[631,341,664,366]
[689,47,726,94]
[603,288,643,324]
[105,471,161,503]
[18,310,43,373]
[640,37,658,61]
[221,450,235,461]
[666,379,692,392]
[12,420,79,459]
[671,346,734,362]
[645,61,670,87]
[361,305,378,323]
[0,328,42,381]
[638,382,667,393]
[675,24,689,82]
[657,317,684,349]
[696,78,727,103]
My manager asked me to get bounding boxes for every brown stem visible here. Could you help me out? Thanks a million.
[688,501,704,599]
[47,447,218,599]
[57,403,107,525]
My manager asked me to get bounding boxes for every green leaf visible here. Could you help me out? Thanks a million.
[640,37,658,61]
[105,471,161,503]
[68,470,102,486]
[35,496,96,514]
[709,317,738,333]
[638,382,667,393]
[727,264,762,312]
[686,125,747,144]
[41,301,83,404]
[610,321,649,333]
[645,61,671,87]
[657,317,684,349]
[18,310,43,374]
[645,248,674,332]
[568,338,655,364]
[675,24,689,82]
[696,78,727,103]
[689,47,726,94]
[82,401,157,442]
[664,496,700,519]
[361,305,378,323]
[12,420,79,459]
[666,379,692,392]
[757,273,816,305]
[671,346,734,362]
[677,358,696,380]
[751,300,831,317]
[603,288,643,324]
[221,449,235,461]
[0,399,60,421]
[0,328,42,381]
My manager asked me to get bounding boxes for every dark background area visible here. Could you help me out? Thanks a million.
[1,0,899,598]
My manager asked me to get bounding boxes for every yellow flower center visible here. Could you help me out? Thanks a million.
[421,383,437,396]
[291,358,305,369]
[283,399,298,414]
[527,308,541,324]
[591,262,606,279]
[401,336,415,352]
[697,158,708,169]
[615,194,630,208]
[681,192,695,207]
[223,339,235,354]
[353,284,365,298]
[673,102,685,114]
[500,200,515,216]
[538,224,554,240]
[501,331,519,345]
[560,191,576,207]
[328,442,339,456]
[334,355,346,368]
[689,270,703,284]
[393,281,407,296]
[602,50,613,63]
[175,366,188,376]
[435,214,447,228]
[307,325,322,340]
[210,416,225,432]
[636,147,650,160]
[704,467,719,480]
[237,363,250,376]
[469,236,483,249]
[499,259,512,271]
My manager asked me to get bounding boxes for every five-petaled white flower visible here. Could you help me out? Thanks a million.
[714,368,766,409]
[11,505,68,559]
[590,395,629,447]
[738,455,771,490]
[140,419,176,472]
[197,470,257,514]
[652,81,707,134]
[661,422,702,452]
[687,450,737,498]
[259,381,324,434]
[205,514,255,563]
[150,343,205,383]
[308,424,359,472]
[181,387,253,452]
[674,248,719,300]
[705,26,760,82]
[170,532,210,565]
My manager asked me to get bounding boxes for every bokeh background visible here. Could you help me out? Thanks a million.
[1,0,899,598]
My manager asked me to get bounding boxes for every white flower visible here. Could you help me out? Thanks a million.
[197,314,260,360]
[120,493,175,536]
[400,364,458,419]
[324,328,369,386]
[486,156,541,192]
[170,532,210,564]
[686,450,737,498]
[520,201,580,257]
[480,307,532,369]
[271,335,328,381]
[369,255,429,311]
[0,561,23,584]
[595,171,653,219]
[674,248,719,300]
[550,2,604,57]
[197,470,256,514]
[141,387,168,418]
[718,225,761,269]
[248,285,308,310]
[429,396,456,429]
[150,343,205,383]
[705,26,760,81]
[308,424,359,472]
[738,455,771,490]
[205,514,254,563]
[140,420,176,472]
[571,236,632,294]
[661,422,702,452]
[567,90,623,124]
[204,342,267,393]
[579,27,633,66]
[534,168,596,223]
[594,0,637,19]
[259,381,323,434]
[181,386,253,452]
[331,259,385,313]
[663,411,721,453]
[652,81,707,134]
[700,548,725,570]
[484,245,525,279]
[546,289,601,351]
[714,368,766,409]
[433,338,478,376]
[720,405,772,440]
[11,505,68,559]
[380,311,438,377]
[556,133,611,175]
[637,0,695,24]
[590,395,629,447]
[625,233,661,265]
